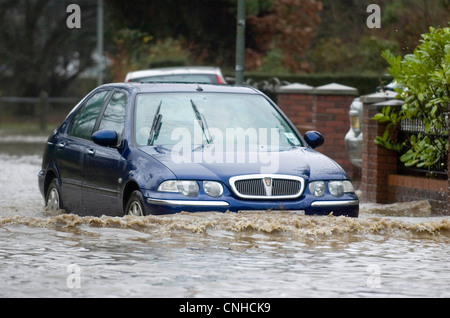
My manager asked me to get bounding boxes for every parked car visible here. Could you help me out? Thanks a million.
[38,83,359,217]
[125,66,227,84]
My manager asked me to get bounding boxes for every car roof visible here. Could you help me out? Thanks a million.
[125,66,223,81]
[99,82,260,95]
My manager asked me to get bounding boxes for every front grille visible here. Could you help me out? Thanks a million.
[272,179,301,196]
[235,179,266,196]
[229,174,305,200]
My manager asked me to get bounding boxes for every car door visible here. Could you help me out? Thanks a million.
[53,134,84,213]
[82,90,128,216]
[57,90,110,214]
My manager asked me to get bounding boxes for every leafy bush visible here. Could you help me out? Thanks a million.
[373,26,450,170]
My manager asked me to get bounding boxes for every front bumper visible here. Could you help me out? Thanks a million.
[143,191,359,217]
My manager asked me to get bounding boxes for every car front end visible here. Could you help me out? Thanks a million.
[137,146,359,217]
[143,180,359,217]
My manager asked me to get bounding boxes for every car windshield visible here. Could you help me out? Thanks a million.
[134,92,302,150]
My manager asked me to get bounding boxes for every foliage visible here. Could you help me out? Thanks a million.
[309,0,450,74]
[107,0,322,73]
[381,0,450,54]
[256,49,290,74]
[106,0,238,69]
[0,0,97,97]
[2,0,450,100]
[106,29,190,82]
[372,106,402,152]
[106,28,153,82]
[373,26,450,169]
[246,0,322,72]
[307,36,399,73]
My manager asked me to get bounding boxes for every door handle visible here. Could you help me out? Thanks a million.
[87,149,96,156]
[56,142,66,149]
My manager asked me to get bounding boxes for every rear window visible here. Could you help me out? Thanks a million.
[129,74,218,84]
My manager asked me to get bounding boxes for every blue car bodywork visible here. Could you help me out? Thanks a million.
[38,83,359,217]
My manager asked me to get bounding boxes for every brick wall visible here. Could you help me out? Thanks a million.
[276,83,315,134]
[388,175,448,214]
[359,92,450,215]
[360,99,399,203]
[277,83,358,180]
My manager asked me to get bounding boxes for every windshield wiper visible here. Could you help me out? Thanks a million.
[148,100,163,146]
[190,99,213,144]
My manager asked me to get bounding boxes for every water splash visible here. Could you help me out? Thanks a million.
[1,211,449,241]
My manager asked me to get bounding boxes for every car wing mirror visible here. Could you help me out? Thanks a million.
[92,129,118,148]
[304,131,324,149]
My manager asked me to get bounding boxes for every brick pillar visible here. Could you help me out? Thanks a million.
[313,83,358,180]
[360,91,400,203]
[276,83,316,134]
[277,82,359,180]
[448,121,450,214]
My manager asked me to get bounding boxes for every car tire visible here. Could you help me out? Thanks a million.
[46,179,62,211]
[125,190,145,216]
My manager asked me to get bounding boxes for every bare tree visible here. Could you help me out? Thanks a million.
[0,0,97,98]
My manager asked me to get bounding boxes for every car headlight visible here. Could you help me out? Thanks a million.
[309,181,325,197]
[328,181,354,197]
[203,181,223,197]
[158,180,199,197]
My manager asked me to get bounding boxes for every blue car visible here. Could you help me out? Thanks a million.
[38,83,359,217]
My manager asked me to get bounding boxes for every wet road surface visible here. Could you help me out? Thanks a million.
[1,136,449,297]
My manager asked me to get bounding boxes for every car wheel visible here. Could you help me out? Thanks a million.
[46,179,62,211]
[125,190,145,216]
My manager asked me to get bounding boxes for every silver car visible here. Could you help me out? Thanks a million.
[125,66,227,84]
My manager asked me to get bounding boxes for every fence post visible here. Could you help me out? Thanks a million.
[38,91,48,131]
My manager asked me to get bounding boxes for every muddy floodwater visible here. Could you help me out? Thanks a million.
[1,136,449,298]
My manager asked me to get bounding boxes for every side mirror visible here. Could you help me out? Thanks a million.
[304,131,324,149]
[92,129,118,147]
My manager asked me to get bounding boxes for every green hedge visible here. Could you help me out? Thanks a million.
[225,71,393,96]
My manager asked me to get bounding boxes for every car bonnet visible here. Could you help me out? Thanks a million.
[139,146,347,182]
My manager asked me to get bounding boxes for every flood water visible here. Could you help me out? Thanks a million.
[1,136,449,298]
